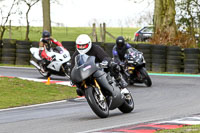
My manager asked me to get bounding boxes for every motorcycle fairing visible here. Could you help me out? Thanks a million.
[46,47,71,71]
[71,54,98,83]
[30,48,42,60]
[126,48,146,67]
[94,70,124,110]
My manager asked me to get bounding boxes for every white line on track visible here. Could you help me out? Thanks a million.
[0,66,36,70]
[0,100,67,112]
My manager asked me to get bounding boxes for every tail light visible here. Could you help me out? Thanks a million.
[135,33,139,37]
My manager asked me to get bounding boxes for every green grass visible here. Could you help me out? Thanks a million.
[0,77,77,109]
[0,64,34,68]
[2,26,139,42]
[156,125,200,133]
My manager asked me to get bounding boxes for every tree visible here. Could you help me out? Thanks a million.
[176,0,200,39]
[0,0,18,40]
[42,0,51,34]
[153,0,177,38]
[21,0,40,41]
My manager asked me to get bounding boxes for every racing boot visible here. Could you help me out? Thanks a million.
[121,87,130,95]
[76,87,84,96]
[119,76,128,88]
[119,76,129,95]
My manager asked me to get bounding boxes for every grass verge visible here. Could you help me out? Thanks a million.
[0,77,77,109]
[3,26,139,42]
[156,125,200,133]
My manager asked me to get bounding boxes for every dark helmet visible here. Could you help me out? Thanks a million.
[42,30,51,38]
[116,36,125,48]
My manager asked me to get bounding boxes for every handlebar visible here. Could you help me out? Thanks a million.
[96,60,108,69]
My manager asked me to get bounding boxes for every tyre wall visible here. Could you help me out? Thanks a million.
[151,45,167,72]
[166,46,183,73]
[1,39,16,65]
[0,40,2,63]
[135,43,152,71]
[15,41,31,65]
[1,40,200,74]
[103,43,115,57]
[184,48,200,74]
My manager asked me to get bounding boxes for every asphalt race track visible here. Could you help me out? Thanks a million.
[0,67,200,133]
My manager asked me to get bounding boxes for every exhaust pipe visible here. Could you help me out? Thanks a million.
[30,60,41,70]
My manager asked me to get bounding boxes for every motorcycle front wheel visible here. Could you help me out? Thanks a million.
[118,93,134,113]
[138,67,152,87]
[85,86,109,118]
[38,69,51,78]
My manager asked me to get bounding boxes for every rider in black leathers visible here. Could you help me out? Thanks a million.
[70,34,129,96]
[112,36,132,65]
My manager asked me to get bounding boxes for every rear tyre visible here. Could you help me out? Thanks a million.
[138,67,152,87]
[85,86,109,118]
[118,93,134,113]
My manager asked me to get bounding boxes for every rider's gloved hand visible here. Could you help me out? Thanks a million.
[119,62,125,68]
[46,56,52,61]
[109,61,121,73]
[42,38,49,44]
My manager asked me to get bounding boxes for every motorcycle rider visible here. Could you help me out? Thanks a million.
[112,36,132,65]
[39,30,63,72]
[70,34,129,96]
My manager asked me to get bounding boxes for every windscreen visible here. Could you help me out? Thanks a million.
[126,48,141,59]
[76,54,89,66]
[54,46,63,53]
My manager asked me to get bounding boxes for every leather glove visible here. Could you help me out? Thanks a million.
[46,56,52,61]
[42,38,48,43]
[119,62,125,68]
[109,61,120,72]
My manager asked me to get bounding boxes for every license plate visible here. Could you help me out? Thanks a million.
[128,67,135,70]
[143,34,151,37]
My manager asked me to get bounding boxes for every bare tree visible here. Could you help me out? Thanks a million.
[42,0,51,34]
[176,0,200,38]
[0,0,18,40]
[21,0,40,41]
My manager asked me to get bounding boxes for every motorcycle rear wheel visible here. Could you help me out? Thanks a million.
[118,93,134,113]
[138,67,152,87]
[85,86,109,118]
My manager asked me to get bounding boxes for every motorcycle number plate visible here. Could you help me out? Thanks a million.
[83,65,91,71]
[63,54,67,58]
[128,67,135,70]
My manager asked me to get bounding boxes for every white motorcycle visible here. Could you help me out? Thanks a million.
[30,46,71,78]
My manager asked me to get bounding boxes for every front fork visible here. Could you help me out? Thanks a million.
[82,79,105,101]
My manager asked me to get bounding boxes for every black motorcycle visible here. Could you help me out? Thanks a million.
[122,48,152,87]
[70,54,134,118]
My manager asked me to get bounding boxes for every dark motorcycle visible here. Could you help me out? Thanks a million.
[70,54,134,118]
[122,48,152,87]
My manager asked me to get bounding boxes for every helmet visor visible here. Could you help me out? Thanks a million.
[117,42,124,47]
[77,43,89,50]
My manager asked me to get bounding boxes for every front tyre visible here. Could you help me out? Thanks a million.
[85,86,109,118]
[38,68,51,78]
[118,93,134,113]
[138,67,152,87]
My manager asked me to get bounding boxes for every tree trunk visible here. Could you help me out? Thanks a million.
[154,0,177,38]
[25,6,31,41]
[42,0,51,34]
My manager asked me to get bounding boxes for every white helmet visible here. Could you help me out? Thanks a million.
[76,34,92,54]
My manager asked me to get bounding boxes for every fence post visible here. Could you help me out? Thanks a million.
[92,23,97,42]
[103,23,106,43]
[9,20,12,39]
[100,24,103,42]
